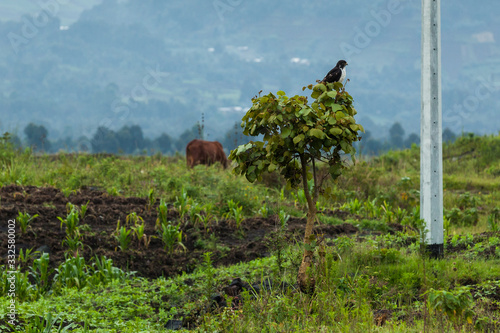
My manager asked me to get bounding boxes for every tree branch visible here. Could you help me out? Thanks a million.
[299,153,314,211]
[312,157,318,202]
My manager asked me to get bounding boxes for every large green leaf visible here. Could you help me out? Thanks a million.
[309,128,325,139]
[326,91,337,98]
[293,134,305,144]
[329,127,342,136]
[281,127,291,138]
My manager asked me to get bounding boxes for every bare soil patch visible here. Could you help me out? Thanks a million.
[0,185,359,278]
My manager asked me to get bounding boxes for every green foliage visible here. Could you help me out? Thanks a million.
[125,211,144,227]
[146,188,156,213]
[446,207,479,227]
[57,205,81,238]
[278,209,290,228]
[156,198,169,229]
[426,286,474,328]
[158,222,185,254]
[201,252,216,302]
[331,235,355,260]
[0,132,20,165]
[174,187,192,221]
[90,256,134,286]
[53,254,90,290]
[114,223,133,252]
[449,233,474,248]
[17,211,38,234]
[18,248,35,265]
[342,198,363,215]
[57,204,85,256]
[488,207,500,231]
[195,203,218,233]
[229,83,363,187]
[61,235,83,257]
[291,188,308,209]
[15,312,77,333]
[130,219,149,248]
[257,202,269,218]
[225,199,245,229]
[28,253,52,298]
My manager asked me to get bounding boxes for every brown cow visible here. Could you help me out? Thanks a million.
[186,139,228,169]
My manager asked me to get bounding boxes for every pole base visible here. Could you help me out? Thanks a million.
[426,243,444,259]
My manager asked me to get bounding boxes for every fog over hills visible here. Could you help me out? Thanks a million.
[0,0,499,145]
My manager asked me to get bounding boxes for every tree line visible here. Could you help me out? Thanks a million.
[5,121,459,157]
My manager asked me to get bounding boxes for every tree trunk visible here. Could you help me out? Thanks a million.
[297,155,318,293]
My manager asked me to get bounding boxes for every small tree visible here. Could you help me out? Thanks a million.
[229,82,363,292]
[24,123,51,152]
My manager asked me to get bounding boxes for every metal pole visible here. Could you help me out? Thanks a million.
[421,0,443,258]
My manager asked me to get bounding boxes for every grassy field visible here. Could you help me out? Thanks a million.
[0,132,499,332]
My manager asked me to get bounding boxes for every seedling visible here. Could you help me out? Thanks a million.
[126,212,144,227]
[146,188,156,214]
[196,203,218,233]
[18,248,35,265]
[156,199,169,230]
[258,203,269,218]
[189,202,204,226]
[107,187,120,196]
[17,211,38,234]
[115,223,133,252]
[58,207,80,238]
[54,254,89,290]
[225,199,244,229]
[278,209,290,229]
[174,187,192,220]
[80,200,90,220]
[90,255,132,286]
[158,222,185,254]
[487,207,500,231]
[62,235,83,257]
[426,286,474,330]
[29,252,52,295]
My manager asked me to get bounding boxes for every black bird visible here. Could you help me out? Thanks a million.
[321,60,348,83]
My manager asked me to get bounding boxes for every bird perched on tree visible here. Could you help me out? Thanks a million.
[321,60,348,84]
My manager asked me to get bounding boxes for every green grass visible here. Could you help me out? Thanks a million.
[1,133,500,331]
[2,237,499,332]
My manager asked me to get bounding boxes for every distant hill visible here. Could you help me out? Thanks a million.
[0,0,499,143]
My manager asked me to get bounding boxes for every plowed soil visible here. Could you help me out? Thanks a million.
[0,185,360,279]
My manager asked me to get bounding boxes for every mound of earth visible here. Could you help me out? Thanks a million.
[0,185,360,279]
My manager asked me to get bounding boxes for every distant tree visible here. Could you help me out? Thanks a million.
[116,125,145,154]
[76,136,91,152]
[443,127,457,143]
[389,122,405,149]
[356,130,372,156]
[8,133,22,148]
[404,133,420,148]
[154,133,173,154]
[0,132,21,152]
[364,138,383,155]
[24,123,51,152]
[51,136,77,152]
[175,125,199,152]
[129,125,145,151]
[91,126,119,153]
